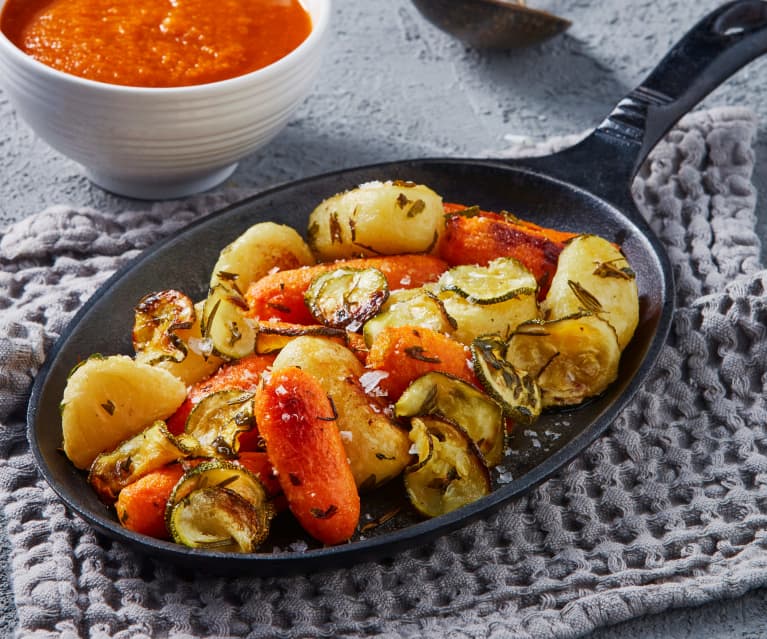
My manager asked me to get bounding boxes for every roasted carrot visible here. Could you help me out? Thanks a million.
[115,463,184,540]
[366,326,477,400]
[255,366,360,545]
[245,254,448,324]
[438,205,578,298]
[165,353,275,436]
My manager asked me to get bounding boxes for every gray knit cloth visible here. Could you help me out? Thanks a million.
[0,106,764,638]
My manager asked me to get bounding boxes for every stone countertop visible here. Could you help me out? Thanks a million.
[1,0,766,637]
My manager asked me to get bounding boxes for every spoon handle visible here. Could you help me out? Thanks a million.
[519,0,767,209]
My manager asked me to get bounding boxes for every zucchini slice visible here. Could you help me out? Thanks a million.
[362,288,456,347]
[88,421,196,504]
[168,487,272,553]
[165,459,274,552]
[184,389,256,459]
[201,283,256,360]
[305,267,389,329]
[132,289,195,365]
[254,321,347,355]
[505,312,621,408]
[470,335,542,426]
[404,416,491,518]
[437,257,537,305]
[394,371,505,467]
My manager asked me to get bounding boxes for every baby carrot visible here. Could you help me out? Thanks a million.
[115,463,185,540]
[245,254,448,324]
[255,366,360,545]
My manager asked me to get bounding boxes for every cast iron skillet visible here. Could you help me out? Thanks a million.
[27,0,767,575]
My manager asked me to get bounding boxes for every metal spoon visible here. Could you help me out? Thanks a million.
[411,0,571,49]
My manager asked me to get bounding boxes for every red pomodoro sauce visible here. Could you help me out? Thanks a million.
[0,0,312,87]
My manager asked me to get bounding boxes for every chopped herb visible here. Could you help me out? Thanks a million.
[396,193,410,209]
[404,345,441,363]
[227,321,242,347]
[406,199,426,218]
[329,212,344,244]
[101,399,116,416]
[359,506,401,533]
[267,302,292,314]
[311,504,338,519]
[593,259,636,280]
[317,396,339,422]
[568,280,603,313]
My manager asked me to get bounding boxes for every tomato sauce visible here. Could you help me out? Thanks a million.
[0,0,312,87]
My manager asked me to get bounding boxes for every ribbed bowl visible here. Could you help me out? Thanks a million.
[0,0,330,199]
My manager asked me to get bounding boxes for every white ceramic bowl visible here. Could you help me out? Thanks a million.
[0,0,331,199]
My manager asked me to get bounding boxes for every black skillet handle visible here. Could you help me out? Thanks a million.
[522,0,767,209]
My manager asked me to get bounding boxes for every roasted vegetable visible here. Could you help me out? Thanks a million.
[438,207,577,298]
[89,421,196,503]
[305,267,389,329]
[246,253,447,325]
[307,180,444,260]
[202,222,315,359]
[272,337,411,491]
[366,326,476,400]
[505,313,621,407]
[394,371,505,467]
[470,335,542,426]
[256,366,360,545]
[132,289,196,365]
[115,463,185,539]
[165,460,274,552]
[432,258,540,345]
[135,299,224,386]
[61,354,187,470]
[541,234,639,350]
[404,416,491,518]
[362,288,456,347]
[253,321,347,355]
[165,352,274,436]
[184,389,256,459]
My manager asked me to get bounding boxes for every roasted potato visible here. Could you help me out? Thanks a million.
[271,336,412,491]
[61,355,187,469]
[306,180,444,260]
[542,234,639,350]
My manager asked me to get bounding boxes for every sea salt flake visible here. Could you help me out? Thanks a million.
[359,370,390,394]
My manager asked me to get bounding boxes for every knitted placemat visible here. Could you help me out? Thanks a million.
[0,106,764,638]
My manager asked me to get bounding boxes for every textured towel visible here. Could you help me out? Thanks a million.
[0,106,764,639]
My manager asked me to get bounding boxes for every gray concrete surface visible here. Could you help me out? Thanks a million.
[1,0,766,636]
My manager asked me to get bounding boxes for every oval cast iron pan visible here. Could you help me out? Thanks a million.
[26,0,767,575]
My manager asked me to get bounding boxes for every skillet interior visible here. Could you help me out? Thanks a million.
[27,158,671,574]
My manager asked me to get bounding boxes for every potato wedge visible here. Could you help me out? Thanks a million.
[542,234,639,350]
[307,180,444,260]
[271,336,411,491]
[61,355,187,469]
